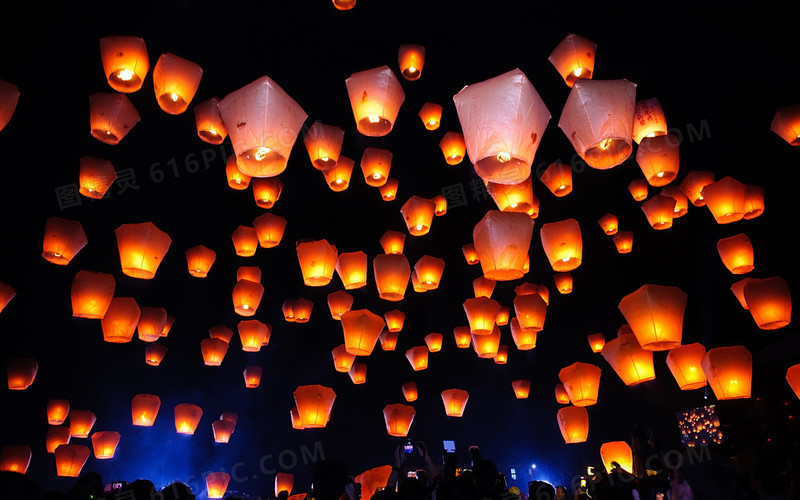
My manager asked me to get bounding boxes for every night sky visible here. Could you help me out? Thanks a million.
[1,1,799,497]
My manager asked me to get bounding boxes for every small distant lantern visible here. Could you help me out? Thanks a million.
[641,194,677,230]
[379,178,399,201]
[473,276,496,298]
[232,279,264,317]
[54,444,90,477]
[632,97,668,144]
[701,176,747,224]
[453,326,472,348]
[439,131,466,165]
[89,92,141,145]
[730,278,754,310]
[373,254,411,301]
[6,358,37,390]
[660,186,689,217]
[79,156,117,199]
[322,155,354,191]
[360,147,393,187]
[0,445,31,474]
[226,155,251,190]
[453,68,551,185]
[243,365,262,388]
[253,213,287,249]
[786,364,800,399]
[384,309,406,332]
[46,427,71,454]
[346,65,405,137]
[548,34,596,87]
[405,346,429,371]
[472,326,501,358]
[473,210,534,281]
[464,297,501,335]
[597,214,618,235]
[237,266,262,283]
[91,431,120,459]
[194,97,227,144]
[200,338,229,366]
[401,196,436,236]
[510,317,537,350]
[432,194,447,216]
[184,245,216,278]
[636,134,680,186]
[137,306,167,342]
[290,407,304,430]
[514,293,548,333]
[743,276,792,330]
[558,362,601,406]
[42,217,87,265]
[379,329,399,351]
[207,472,231,499]
[701,346,752,400]
[587,333,606,353]
[441,389,469,417]
[69,410,97,439]
[275,473,295,497]
[252,177,284,209]
[512,379,531,399]
[496,349,508,366]
[540,218,582,272]
[462,243,480,265]
[174,403,203,435]
[152,53,202,114]
[238,319,270,351]
[398,44,425,81]
[304,121,344,170]
[335,251,368,290]
[743,184,765,220]
[115,222,172,279]
[628,179,649,201]
[0,80,19,132]
[332,0,356,9]
[101,297,141,343]
[600,442,634,474]
[209,325,234,343]
[557,406,590,444]
[419,102,442,130]
[424,332,444,352]
[613,231,634,254]
[293,384,336,428]
[212,419,236,443]
[414,255,445,290]
[145,343,168,366]
[132,394,161,427]
[717,234,754,274]
[47,399,70,425]
[679,170,715,207]
[342,309,386,356]
[383,403,416,438]
[348,362,367,384]
[296,239,338,287]
[379,230,406,255]
[327,290,353,320]
[554,272,573,294]
[402,382,418,402]
[618,284,687,351]
[540,163,573,197]
[99,36,149,93]
[331,344,356,373]
[496,306,510,326]
[601,332,656,386]
[665,343,707,390]
[770,103,800,146]
[71,270,115,319]
[486,176,536,214]
[555,383,571,404]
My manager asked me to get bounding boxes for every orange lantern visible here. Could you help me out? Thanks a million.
[486,176,536,214]
[439,131,466,165]
[743,184,765,220]
[346,65,405,137]
[115,222,172,279]
[401,196,436,236]
[213,419,236,443]
[152,53,202,114]
[89,92,141,145]
[441,389,470,417]
[252,177,284,209]
[283,300,296,322]
[424,332,444,352]
[47,399,70,426]
[557,406,589,444]
[71,270,115,319]
[702,346,752,400]
[327,290,353,321]
[730,278,754,310]
[200,338,229,366]
[42,217,87,266]
[0,445,31,474]
[717,234,754,274]
[548,33,596,87]
[373,254,411,301]
[701,176,747,224]
[209,325,234,343]
[636,134,680,186]
[770,103,800,146]
[514,293,548,332]
[601,332,656,386]
[99,36,149,93]
[79,156,117,199]
[238,319,270,351]
[219,75,308,178]
[472,276,496,299]
[137,306,167,342]
[462,243,480,265]
[332,0,356,9]
[379,178,399,201]
[398,44,425,80]
[665,343,707,390]
[641,194,677,230]
[496,306,510,326]
[473,210,534,280]
[555,383,571,404]
[341,309,386,356]
[587,333,606,353]
[232,226,260,257]
[628,179,649,201]
[54,444,90,477]
[632,97,668,144]
[432,194,447,216]
[558,362,601,406]
[660,186,689,217]
[412,271,429,293]
[680,170,715,207]
[131,394,161,427]
[383,404,416,437]
[355,466,392,500]
[405,346,429,371]
[463,297,501,335]
[293,384,336,428]
[348,362,367,384]
[226,154,251,190]
[91,431,120,459]
[69,410,96,439]
[512,379,531,399]
[335,251,368,290]
[540,163,573,197]
[6,358,37,390]
[453,326,472,349]
[613,231,634,254]
[618,284,687,350]
[600,441,634,474]
[540,218,582,271]
[232,279,264,317]
[331,344,356,373]
[322,155,354,191]
[453,68,550,185]
[244,365,262,388]
[296,239,338,286]
[786,364,800,399]
[379,230,406,255]
[174,403,203,435]
[101,297,140,343]
[414,256,445,290]
[46,427,72,454]
[554,272,573,294]
[510,318,537,350]
[206,472,231,499]
[379,329,398,351]
[383,309,406,332]
[304,121,345,170]
[743,277,792,330]
[0,80,19,132]
[559,79,636,170]
[253,213,287,249]
[145,343,168,366]
[472,326,501,358]
[235,266,261,283]
[193,97,227,144]
[597,214,618,235]
[275,473,295,497]
[184,245,216,278]
[419,102,442,130]
[162,317,174,338]
[402,382,418,402]
[290,407,304,430]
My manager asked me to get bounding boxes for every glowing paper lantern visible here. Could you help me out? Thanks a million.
[89,93,141,145]
[540,163,573,197]
[618,284,687,351]
[701,176,747,224]
[332,0,356,9]
[115,222,172,279]
[400,196,436,236]
[252,177,284,209]
[200,338,229,366]
[47,399,70,426]
[238,319,270,351]
[601,332,656,386]
[405,346,429,371]
[348,362,367,384]
[558,362,601,406]
[441,389,469,417]
[192,97,227,144]
[473,210,534,280]
[232,279,264,317]
[0,80,19,132]
[379,178,399,201]
[555,383,571,404]
[161,315,175,337]
[660,186,689,217]
[304,122,344,170]
[383,403,416,438]
[335,251,368,290]
[511,379,531,399]
[79,156,117,199]
[432,194,447,216]
[70,270,115,319]
[383,309,405,333]
[418,102,442,130]
[743,277,792,330]
[346,65,405,137]
[373,254,411,301]
[101,297,140,343]
[462,243,480,265]
[666,343,707,390]
[206,472,231,499]
[730,278,754,310]
[557,406,589,444]
[628,179,648,201]
[597,214,618,236]
[46,427,71,454]
[702,346,752,400]
[636,134,680,186]
[540,218,582,271]
[296,239,338,287]
[513,292,548,332]
[174,404,203,435]
[424,332,444,352]
[510,318,537,350]
[213,419,236,443]
[613,231,633,254]
[131,394,161,427]
[554,272,573,294]
[293,385,336,428]
[548,34,596,87]
[641,194,676,229]
[331,344,356,373]
[275,473,295,497]
[0,445,31,474]
[453,326,472,348]
[632,97,668,144]
[402,382,418,402]
[341,309,385,356]
[486,176,536,214]
[69,410,96,439]
[54,444,90,477]
[226,155,251,190]
[99,36,149,93]
[717,234,754,274]
[379,230,406,255]
[6,358,37,390]
[463,297,501,335]
[472,276,496,299]
[771,103,800,146]
[290,407,304,429]
[322,155,354,191]
[398,44,425,80]
[152,53,203,114]
[244,365,262,388]
[587,333,606,353]
[743,185,765,220]
[137,306,167,342]
[472,326,501,358]
[42,217,87,266]
[787,364,800,399]
[680,170,715,207]
[145,343,168,366]
[379,329,398,351]
[414,256,445,290]
[91,431,120,459]
[600,442,633,474]
[355,466,392,500]
[209,325,234,344]
[359,147,393,188]
[327,290,353,321]
[440,131,466,165]
[253,213,287,249]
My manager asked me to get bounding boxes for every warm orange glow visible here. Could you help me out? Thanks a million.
[54,444,90,477]
[341,309,386,356]
[79,156,118,199]
[743,184,765,220]
[540,218,582,271]
[91,431,121,459]
[225,154,251,190]
[601,331,656,385]
[275,472,295,497]
[47,399,70,426]
[495,306,510,326]
[290,407,305,430]
[184,245,216,278]
[348,362,367,384]
[510,317,537,350]
[558,362,601,406]
[332,251,367,290]
[612,231,634,254]
[206,472,231,499]
[439,131,466,165]
[100,36,149,92]
[237,319,271,351]
[209,325,234,344]
[0,445,31,474]
[463,296,501,335]
[717,234,754,274]
[213,419,236,443]
[511,379,531,399]
[666,343,707,390]
[42,217,87,265]
[327,290,353,321]
[253,213,287,249]
[295,239,338,286]
[413,255,445,290]
[473,210,534,280]
[513,293,548,332]
[243,365,262,388]
[383,309,406,332]
[424,332,444,352]
[137,306,167,342]
[46,427,72,454]
[402,381,418,402]
[378,177,399,201]
[418,102,442,130]
[373,254,411,301]
[6,358,38,390]
[471,276,496,299]
[322,155,354,191]
[231,279,264,317]
[360,147,393,187]
[145,343,168,366]
[332,0,356,9]
[494,345,510,365]
[557,406,590,444]
[554,272,573,294]
[453,326,472,349]
[596,214,618,235]
[441,389,470,417]
[293,384,336,428]
[701,346,752,400]
[131,394,161,427]
[69,410,97,439]
[555,383,571,404]
[115,222,172,279]
[787,364,800,400]
[405,346,429,371]
[101,297,140,343]
[462,243,480,265]
[640,194,677,230]
[743,276,792,330]
[540,163,573,196]
[679,170,715,207]
[432,194,448,216]
[618,284,687,350]
[379,230,406,255]
[628,179,649,201]
[600,441,633,474]
[400,196,436,236]
[89,92,141,145]
[70,270,115,319]
[152,53,202,114]
[379,329,399,351]
[194,97,227,144]
[331,344,356,373]
[200,338,229,366]
[304,122,345,170]
[701,176,747,224]
[486,176,536,214]
[660,186,689,217]
[636,134,680,186]
[383,404,416,438]
[174,403,203,435]
[252,176,284,209]
[346,65,405,137]
[472,326,501,358]
[770,103,800,146]
[398,44,425,81]
[548,34,596,87]
[587,333,606,353]
[632,97,668,144]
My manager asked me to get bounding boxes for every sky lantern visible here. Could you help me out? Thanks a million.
[402,382,418,402]
[152,53,202,114]
[555,383,571,404]
[400,196,436,236]
[379,178,399,201]
[304,121,344,170]
[237,266,262,283]
[441,389,469,417]
[335,251,368,289]
[226,154,251,190]
[373,254,411,301]
[548,33,596,87]
[496,306,510,326]
[701,346,752,400]
[42,217,87,266]
[462,243,480,265]
[559,362,601,406]
[384,309,406,333]
[410,271,427,294]
[597,214,618,235]
[161,315,175,337]
[454,68,550,185]
[473,210,534,281]
[619,284,686,350]
[730,278,754,310]
[6,358,37,390]
[131,394,161,427]
[600,442,634,474]
[115,222,172,279]
[587,333,606,353]
[665,343,707,390]
[511,379,531,399]
[91,431,120,459]
[0,80,19,132]
[360,147,392,187]
[355,466,392,500]
[540,163,573,197]
[636,133,680,186]
[554,272,573,294]
[486,176,536,214]
[612,231,634,254]
[232,279,264,316]
[253,213,287,249]
[383,404,416,437]
[379,230,406,255]
[79,156,117,199]
[632,97,668,144]
[213,419,236,443]
[432,194,447,216]
[743,184,765,220]
[275,473,295,497]
[419,102,442,130]
[290,407,304,430]
[206,472,231,499]
[628,179,648,201]
[346,65,405,137]
[660,186,689,217]
[510,318,537,350]
[770,103,800,146]
[398,44,425,80]
[701,176,747,224]
[453,326,472,348]
[200,338,229,366]
[296,239,338,286]
[641,194,677,229]
[379,329,398,351]
[46,427,72,454]
[243,365,263,388]
[341,309,385,356]
[439,131,466,165]
[252,177,284,209]
[137,306,167,342]
[414,255,445,290]
[473,276,496,298]
[514,293,548,332]
[0,445,31,474]
[71,270,115,319]
[47,399,70,425]
[99,36,149,93]
[717,234,754,274]
[540,218,582,272]
[185,245,216,278]
[89,92,141,145]
[327,290,353,321]
[332,0,356,9]
[601,331,656,386]
[331,344,356,373]
[559,79,637,169]
[145,343,168,366]
[238,319,270,351]
[680,170,715,207]
[101,297,140,343]
[405,346,429,371]
[464,296,501,335]
[54,444,90,477]
[209,325,234,343]
[472,326,501,358]
[193,97,227,144]
[174,403,203,435]
[322,155,354,191]
[557,406,589,444]
[294,385,336,428]
[743,277,792,330]
[424,332,444,352]
[348,362,367,384]
[69,410,97,438]
[787,365,800,399]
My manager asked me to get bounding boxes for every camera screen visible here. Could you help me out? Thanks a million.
[403,443,414,454]
[443,440,455,453]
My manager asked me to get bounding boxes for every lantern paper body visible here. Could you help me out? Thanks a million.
[152,53,202,114]
[71,271,115,319]
[69,410,96,439]
[304,122,344,170]
[290,407,304,429]
[453,68,550,185]
[402,382,418,402]
[244,366,262,388]
[401,196,436,236]
[79,156,118,199]
[487,176,536,214]
[558,362,601,407]
[0,445,31,474]
[441,389,469,417]
[115,222,172,279]
[462,244,480,265]
[383,404,416,437]
[511,379,531,399]
[541,163,573,197]
[558,79,637,170]
[398,44,425,80]
[253,214,287,249]
[101,297,141,343]
[419,102,442,130]
[335,251,368,290]
[771,103,800,146]
[296,239,338,287]
[379,330,398,351]
[226,155,251,190]
[472,210,534,281]
[194,97,227,144]
[744,185,765,220]
[628,179,649,202]
[293,385,336,428]
[613,231,634,254]
[587,333,606,353]
[632,97,668,144]
[356,466,393,500]
[174,404,203,435]
[213,419,236,443]
[348,363,367,384]
[275,472,295,497]
[201,338,229,366]
[666,343,707,390]
[440,131,466,165]
[47,399,70,425]
[495,345,509,364]
[327,290,353,320]
[598,214,619,235]
[42,217,87,265]
[219,75,308,178]
[46,427,72,454]
[432,194,447,216]
[472,326,501,358]
[717,234,754,274]
[548,34,596,87]
[557,406,589,444]
[514,293,548,332]
[238,319,271,351]
[787,365,800,399]
[332,0,356,9]
[540,218,583,272]
[287,297,312,322]
[232,226,259,256]
[730,278,755,310]
[89,93,141,145]
[232,279,264,316]
[601,333,656,386]
[185,245,216,278]
[464,297,501,335]
[701,176,747,224]
[145,343,168,366]
[405,346,429,371]
[6,358,38,390]
[132,394,161,426]
[380,311,404,335]
[618,284,687,350]
[54,444,90,477]
[237,266,262,284]
[661,186,689,218]
[137,306,167,342]
[100,36,149,93]
[252,177,283,209]
[332,344,356,373]
[0,80,20,132]
[680,170,715,207]
[323,155,354,191]
[453,326,472,348]
[701,346,752,400]
[378,178,399,201]
[555,383,571,404]
[91,431,120,459]
[510,318,537,350]
[600,442,634,474]
[373,254,411,301]
[636,134,680,186]
[554,272,573,294]
[743,277,792,330]
[499,307,512,327]
[341,309,386,356]
[424,332,444,352]
[414,256,445,290]
[473,276,496,298]
[379,230,406,255]
[207,472,231,499]
[346,65,405,137]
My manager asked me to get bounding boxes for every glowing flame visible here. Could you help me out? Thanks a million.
[368,115,380,124]
[320,155,329,162]
[573,67,583,77]
[372,172,381,180]
[415,224,424,231]
[407,66,417,74]
[170,93,180,102]
[255,146,271,161]
[117,68,135,81]
[656,171,665,178]
[598,138,612,151]
[496,152,511,163]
